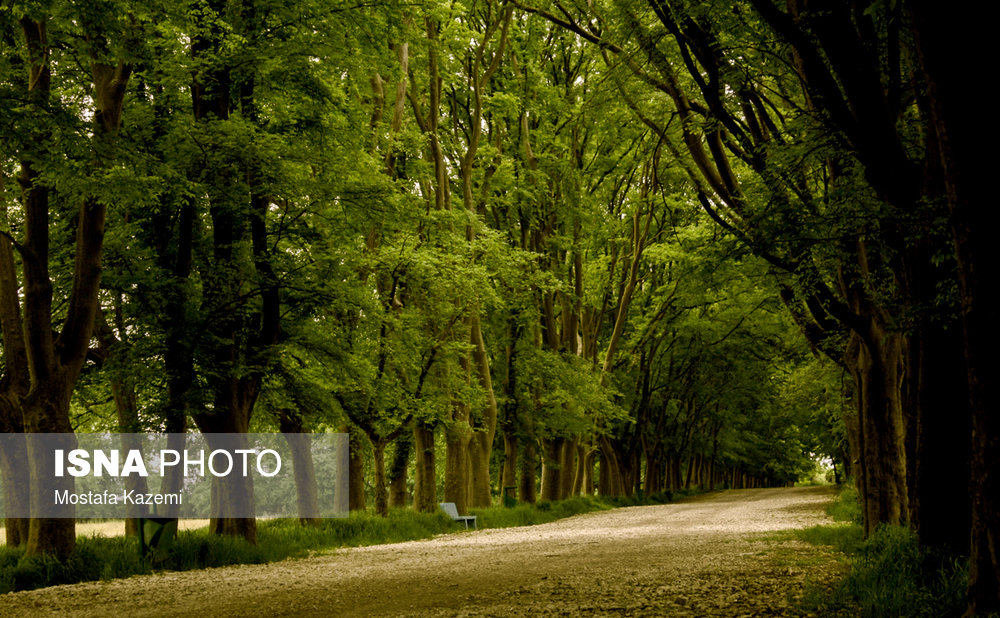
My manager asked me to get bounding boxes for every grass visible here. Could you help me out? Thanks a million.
[793,484,969,617]
[1,490,692,595]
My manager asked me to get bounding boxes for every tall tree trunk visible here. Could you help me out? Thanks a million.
[597,436,625,496]
[0,172,29,546]
[279,410,319,526]
[559,437,578,499]
[847,327,908,536]
[502,432,518,491]
[94,309,149,535]
[372,440,389,517]
[644,449,662,495]
[908,321,970,555]
[539,437,562,502]
[23,394,77,558]
[9,14,130,558]
[445,342,473,513]
[197,406,257,543]
[909,5,998,611]
[346,427,367,511]
[581,446,596,496]
[468,315,498,507]
[0,429,29,546]
[519,440,537,503]
[572,442,587,496]
[413,423,437,512]
[444,413,473,514]
[388,434,411,509]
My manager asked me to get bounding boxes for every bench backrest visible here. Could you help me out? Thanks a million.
[439,502,460,518]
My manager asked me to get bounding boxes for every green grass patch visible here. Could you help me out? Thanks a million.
[795,522,864,555]
[1,490,694,594]
[825,482,863,525]
[473,494,612,528]
[794,485,968,617]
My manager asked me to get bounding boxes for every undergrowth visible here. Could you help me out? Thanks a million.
[796,484,968,617]
[1,490,692,594]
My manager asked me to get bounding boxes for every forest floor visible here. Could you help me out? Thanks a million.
[0,486,847,616]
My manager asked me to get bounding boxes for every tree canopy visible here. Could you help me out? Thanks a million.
[1,0,994,612]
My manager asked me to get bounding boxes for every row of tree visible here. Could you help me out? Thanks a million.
[0,0,993,613]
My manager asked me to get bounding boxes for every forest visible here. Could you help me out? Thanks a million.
[0,0,995,614]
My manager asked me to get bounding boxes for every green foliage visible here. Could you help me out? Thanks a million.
[778,357,850,468]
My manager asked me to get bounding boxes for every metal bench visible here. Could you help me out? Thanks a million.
[439,502,477,529]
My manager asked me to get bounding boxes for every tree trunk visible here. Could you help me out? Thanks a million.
[684,455,695,490]
[908,5,999,611]
[0,173,29,547]
[559,437,578,499]
[502,432,518,491]
[444,413,473,514]
[540,437,562,502]
[279,411,319,525]
[158,432,186,518]
[372,441,389,517]
[644,449,662,495]
[388,434,411,509]
[445,329,473,513]
[581,447,596,496]
[572,442,587,496]
[597,436,625,496]
[346,428,367,511]
[907,321,970,555]
[198,421,257,544]
[519,440,537,503]
[0,428,29,546]
[8,14,128,559]
[412,423,437,512]
[468,315,498,507]
[23,397,76,558]
[118,430,149,535]
[847,328,908,536]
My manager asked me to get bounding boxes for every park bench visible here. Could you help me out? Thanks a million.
[439,502,477,530]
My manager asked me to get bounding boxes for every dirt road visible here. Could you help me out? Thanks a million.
[0,487,844,616]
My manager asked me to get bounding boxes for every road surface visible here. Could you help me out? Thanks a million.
[0,487,844,616]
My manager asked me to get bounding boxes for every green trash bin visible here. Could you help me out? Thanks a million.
[502,486,517,508]
[139,516,178,563]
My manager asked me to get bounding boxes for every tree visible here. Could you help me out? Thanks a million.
[1,2,134,556]
[514,0,992,610]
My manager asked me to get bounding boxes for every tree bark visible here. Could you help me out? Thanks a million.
[539,437,562,502]
[0,173,29,546]
[468,315,498,507]
[387,434,411,509]
[279,410,319,526]
[345,427,367,511]
[519,440,537,503]
[412,423,437,512]
[197,410,258,544]
[846,326,908,535]
[908,4,998,611]
[5,13,130,557]
[372,440,389,517]
[444,412,473,514]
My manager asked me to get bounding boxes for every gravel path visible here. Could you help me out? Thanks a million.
[0,486,844,616]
